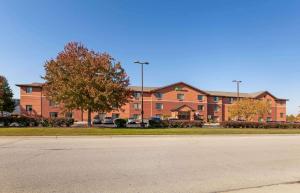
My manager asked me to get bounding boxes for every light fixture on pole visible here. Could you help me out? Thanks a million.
[134,61,149,128]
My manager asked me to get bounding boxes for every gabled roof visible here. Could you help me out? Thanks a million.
[205,90,254,98]
[128,86,159,92]
[205,90,288,101]
[16,83,44,87]
[170,104,196,112]
[16,81,288,101]
[151,82,210,95]
[128,82,210,94]
[251,91,288,101]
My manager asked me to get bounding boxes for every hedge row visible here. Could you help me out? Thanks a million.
[0,116,74,127]
[149,120,203,128]
[221,121,300,129]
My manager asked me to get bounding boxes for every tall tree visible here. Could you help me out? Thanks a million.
[43,42,131,127]
[228,98,271,121]
[0,76,15,116]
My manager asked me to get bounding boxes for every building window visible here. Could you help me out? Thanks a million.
[267,117,272,122]
[156,103,163,110]
[198,95,203,101]
[198,105,204,111]
[133,92,141,99]
[112,113,120,119]
[280,113,284,118]
[258,117,263,122]
[26,87,32,93]
[133,114,141,120]
[133,103,141,110]
[155,92,163,99]
[214,105,219,112]
[49,112,58,118]
[213,96,219,102]
[177,94,184,100]
[49,100,59,107]
[26,105,32,112]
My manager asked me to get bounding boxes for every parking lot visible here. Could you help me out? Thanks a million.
[2,135,300,193]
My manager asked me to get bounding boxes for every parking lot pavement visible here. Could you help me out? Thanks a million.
[2,135,300,193]
[222,182,300,193]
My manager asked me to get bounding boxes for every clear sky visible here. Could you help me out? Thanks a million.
[0,0,299,114]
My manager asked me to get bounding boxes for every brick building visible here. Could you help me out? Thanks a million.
[16,82,287,122]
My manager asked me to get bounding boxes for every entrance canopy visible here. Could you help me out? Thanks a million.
[171,105,195,120]
[170,104,196,112]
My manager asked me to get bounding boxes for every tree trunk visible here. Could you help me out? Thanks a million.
[81,107,84,121]
[87,108,92,127]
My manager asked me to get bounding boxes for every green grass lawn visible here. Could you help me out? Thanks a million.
[1,127,300,136]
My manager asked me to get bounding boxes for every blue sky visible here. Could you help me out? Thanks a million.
[0,0,299,114]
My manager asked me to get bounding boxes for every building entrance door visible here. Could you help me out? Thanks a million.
[178,111,191,120]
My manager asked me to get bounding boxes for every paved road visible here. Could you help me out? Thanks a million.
[1,135,300,193]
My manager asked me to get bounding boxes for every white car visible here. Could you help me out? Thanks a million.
[102,117,114,124]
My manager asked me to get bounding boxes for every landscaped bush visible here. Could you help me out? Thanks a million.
[148,119,168,128]
[0,116,74,127]
[114,118,127,128]
[0,116,38,127]
[148,119,203,128]
[48,118,74,127]
[220,121,300,129]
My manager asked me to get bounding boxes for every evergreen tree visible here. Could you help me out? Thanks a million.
[0,76,15,116]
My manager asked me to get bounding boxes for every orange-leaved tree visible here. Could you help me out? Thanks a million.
[228,98,271,121]
[43,42,131,127]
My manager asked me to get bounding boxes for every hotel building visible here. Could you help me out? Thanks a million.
[16,82,287,122]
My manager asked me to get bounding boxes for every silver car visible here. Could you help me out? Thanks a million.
[102,117,114,124]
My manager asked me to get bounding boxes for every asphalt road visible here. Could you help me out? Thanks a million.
[1,135,300,193]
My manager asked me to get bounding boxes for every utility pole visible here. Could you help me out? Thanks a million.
[134,61,149,128]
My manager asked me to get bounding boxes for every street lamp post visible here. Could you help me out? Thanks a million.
[134,61,149,128]
[232,80,242,121]
[232,80,242,100]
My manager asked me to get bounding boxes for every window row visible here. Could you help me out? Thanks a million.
[133,92,205,101]
[132,93,237,103]
[133,103,206,111]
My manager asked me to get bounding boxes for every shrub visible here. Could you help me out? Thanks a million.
[220,121,300,129]
[48,118,74,127]
[0,116,38,127]
[148,119,203,128]
[114,118,127,128]
[0,116,74,127]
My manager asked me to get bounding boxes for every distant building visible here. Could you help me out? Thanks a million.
[16,82,287,122]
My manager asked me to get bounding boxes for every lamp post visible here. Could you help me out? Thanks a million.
[232,80,242,100]
[134,61,149,128]
[233,80,242,121]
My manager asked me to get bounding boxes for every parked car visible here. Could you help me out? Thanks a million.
[149,117,162,123]
[127,118,138,124]
[102,117,114,124]
[92,115,102,125]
